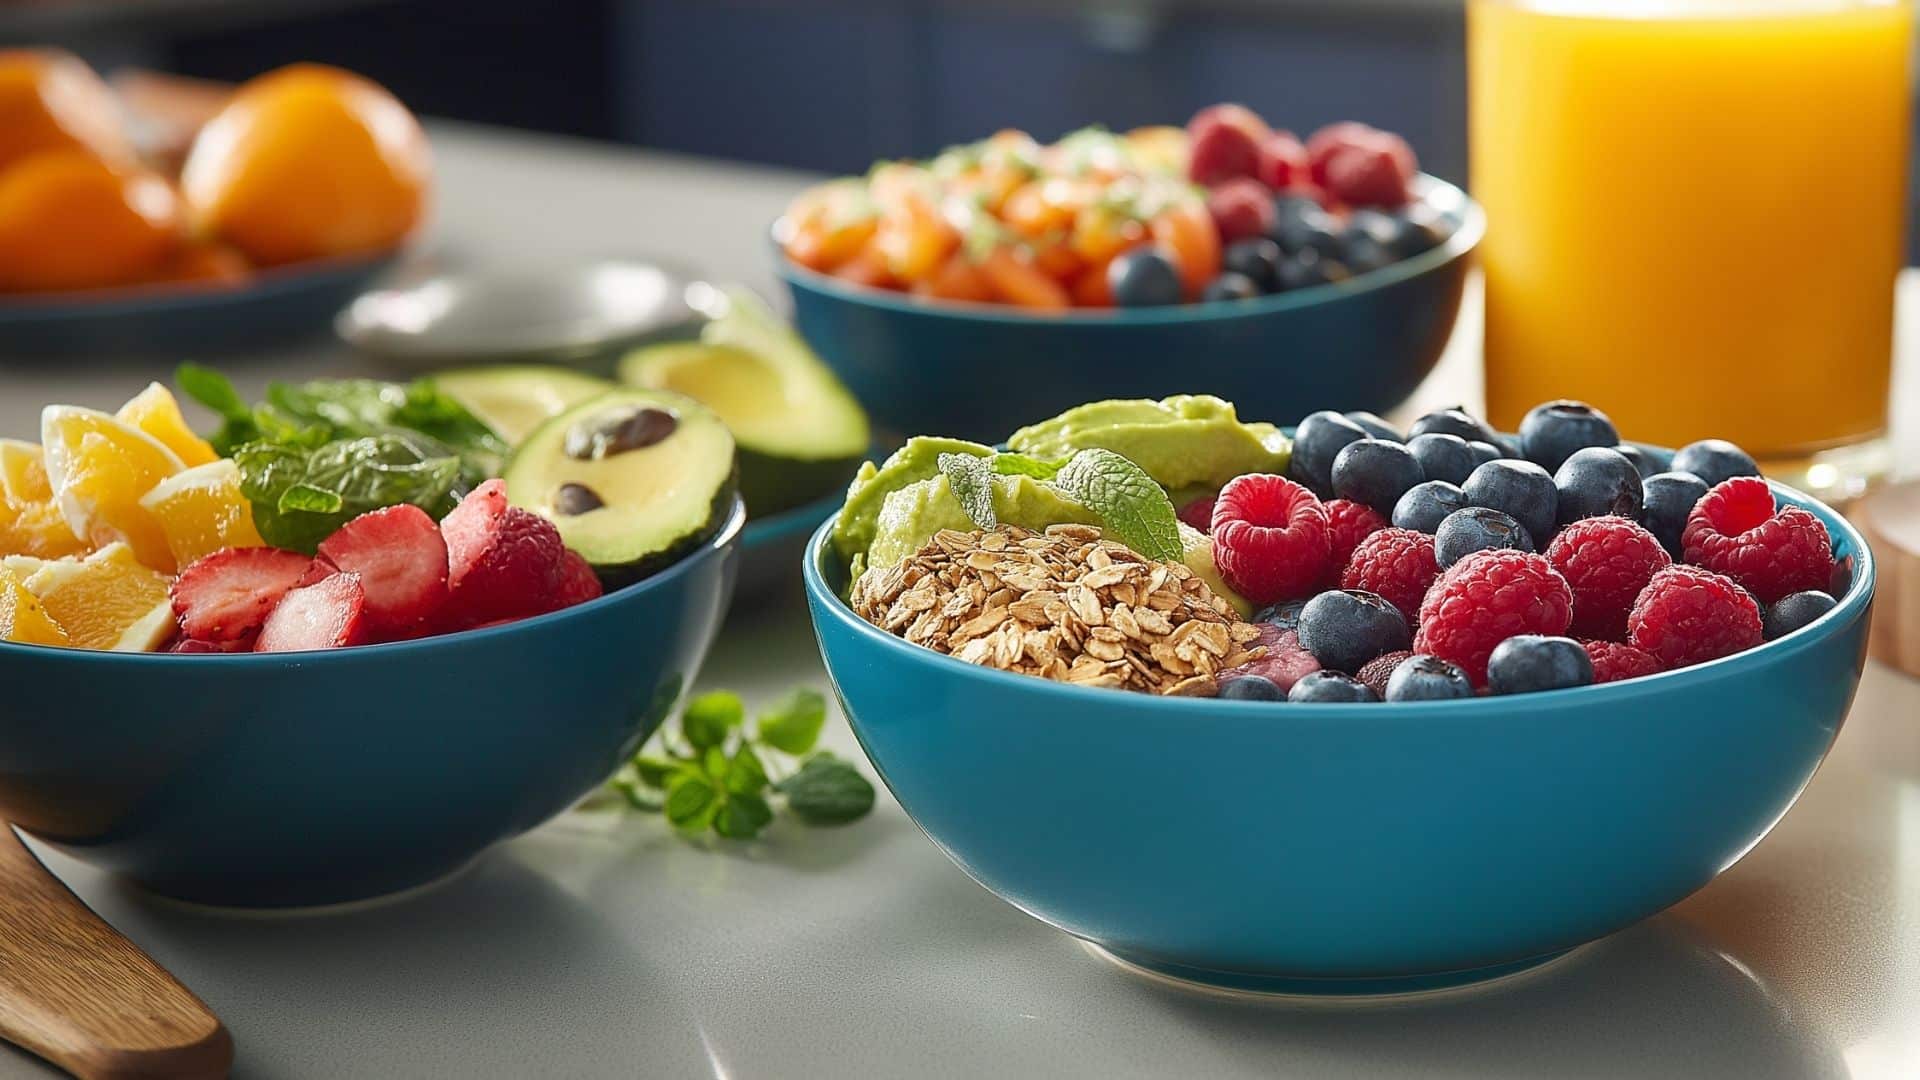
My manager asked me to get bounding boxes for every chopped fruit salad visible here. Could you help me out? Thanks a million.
[778,104,1459,310]
[836,395,1847,701]
[2,366,742,653]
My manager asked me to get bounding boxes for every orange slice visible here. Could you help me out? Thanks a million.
[19,543,173,651]
[0,439,50,503]
[41,405,184,571]
[0,565,69,647]
[115,382,218,468]
[139,459,262,568]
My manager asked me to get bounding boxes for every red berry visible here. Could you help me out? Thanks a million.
[1545,515,1671,641]
[1206,178,1277,245]
[1306,123,1417,188]
[255,572,370,652]
[1210,474,1331,606]
[552,549,604,609]
[1414,549,1573,684]
[1581,640,1663,684]
[1177,495,1216,533]
[169,637,250,654]
[1355,649,1415,697]
[1255,130,1308,191]
[1681,477,1832,604]
[316,503,450,640]
[170,546,316,643]
[441,479,568,627]
[1324,499,1388,581]
[1222,627,1321,692]
[1340,527,1438,623]
[1323,144,1413,209]
[1627,564,1763,669]
[1187,104,1270,187]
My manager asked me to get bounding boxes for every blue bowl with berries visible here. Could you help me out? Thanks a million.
[774,177,1481,445]
[802,400,1873,994]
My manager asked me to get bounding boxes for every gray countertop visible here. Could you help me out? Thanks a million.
[2,123,1918,1079]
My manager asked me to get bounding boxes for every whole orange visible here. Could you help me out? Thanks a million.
[0,48,135,174]
[0,151,181,293]
[181,63,431,266]
[148,241,252,289]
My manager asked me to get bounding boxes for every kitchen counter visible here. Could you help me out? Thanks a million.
[2,123,1917,1079]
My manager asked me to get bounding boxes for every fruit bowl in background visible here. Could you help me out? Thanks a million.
[0,499,742,908]
[774,177,1481,443]
[802,481,1871,995]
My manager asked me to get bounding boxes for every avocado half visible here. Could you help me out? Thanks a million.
[430,365,615,444]
[505,387,738,585]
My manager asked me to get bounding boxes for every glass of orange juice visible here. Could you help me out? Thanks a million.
[1470,0,1912,496]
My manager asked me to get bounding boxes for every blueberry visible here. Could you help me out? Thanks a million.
[1344,411,1402,442]
[1331,438,1425,516]
[1219,674,1286,702]
[1384,655,1475,701]
[1671,439,1761,488]
[1288,410,1369,494]
[1201,272,1262,303]
[1462,459,1557,542]
[1287,670,1380,703]
[1271,206,1341,257]
[1495,434,1526,459]
[1519,400,1620,472]
[1108,249,1184,307]
[1253,599,1307,634]
[1275,247,1351,291]
[1298,589,1411,673]
[1390,202,1453,257]
[1434,506,1534,567]
[1641,471,1710,558]
[1613,444,1665,480]
[1221,238,1282,292]
[1272,193,1326,227]
[1466,440,1504,468]
[1486,635,1594,695]
[1764,590,1837,640]
[1408,406,1499,445]
[1340,212,1397,274]
[1393,480,1467,534]
[1554,447,1643,525]
[1406,432,1477,486]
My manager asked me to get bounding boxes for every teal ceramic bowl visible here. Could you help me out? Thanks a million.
[0,500,744,908]
[804,484,1873,994]
[735,487,844,603]
[775,177,1482,442]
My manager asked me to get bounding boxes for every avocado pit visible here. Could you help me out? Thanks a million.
[564,406,678,461]
[554,482,605,516]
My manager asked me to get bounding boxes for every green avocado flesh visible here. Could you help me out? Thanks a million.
[620,290,869,515]
[429,366,614,444]
[864,472,1101,570]
[504,388,738,581]
[1008,394,1290,493]
[830,437,994,562]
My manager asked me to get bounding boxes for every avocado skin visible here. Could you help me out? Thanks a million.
[738,449,864,518]
[592,469,742,590]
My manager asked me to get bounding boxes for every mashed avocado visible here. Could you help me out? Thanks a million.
[865,472,1100,570]
[1008,395,1290,493]
[832,436,994,561]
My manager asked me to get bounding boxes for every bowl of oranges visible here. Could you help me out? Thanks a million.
[0,51,432,354]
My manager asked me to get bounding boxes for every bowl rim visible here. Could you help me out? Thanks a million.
[770,173,1484,326]
[0,496,746,665]
[804,478,1874,716]
[0,248,403,319]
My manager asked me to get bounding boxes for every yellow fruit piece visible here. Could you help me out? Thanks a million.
[0,495,89,560]
[0,566,69,647]
[139,459,262,568]
[41,405,184,572]
[20,542,173,651]
[116,383,218,468]
[0,439,50,503]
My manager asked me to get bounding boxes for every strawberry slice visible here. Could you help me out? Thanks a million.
[169,636,252,653]
[441,479,567,627]
[551,549,603,610]
[255,572,370,652]
[315,504,450,640]
[170,546,316,642]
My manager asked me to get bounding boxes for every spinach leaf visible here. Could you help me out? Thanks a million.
[234,435,463,552]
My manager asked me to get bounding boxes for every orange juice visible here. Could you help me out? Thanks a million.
[1471,0,1912,457]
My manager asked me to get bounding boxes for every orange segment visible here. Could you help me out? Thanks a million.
[0,439,51,503]
[139,459,263,568]
[40,405,184,572]
[0,497,88,560]
[19,543,173,651]
[116,383,219,467]
[0,566,69,647]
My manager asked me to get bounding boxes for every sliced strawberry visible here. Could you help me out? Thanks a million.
[170,546,316,642]
[297,556,338,587]
[441,479,566,627]
[255,572,370,652]
[551,549,603,610]
[316,504,450,640]
[169,636,252,653]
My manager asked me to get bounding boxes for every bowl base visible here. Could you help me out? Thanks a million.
[1085,940,1585,1002]
[102,852,484,914]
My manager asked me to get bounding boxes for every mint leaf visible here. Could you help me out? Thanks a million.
[938,452,997,530]
[175,363,250,421]
[990,453,1064,480]
[755,688,826,756]
[633,755,677,789]
[714,792,774,839]
[610,776,664,812]
[779,755,876,825]
[664,773,719,830]
[727,745,769,795]
[683,691,743,750]
[702,745,731,784]
[1050,448,1183,562]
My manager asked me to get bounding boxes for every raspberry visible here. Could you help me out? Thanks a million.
[1324,499,1388,577]
[1545,515,1671,641]
[1255,130,1308,190]
[1627,564,1763,669]
[1414,549,1573,684]
[1177,495,1216,534]
[1355,649,1414,697]
[1222,627,1321,692]
[1187,104,1269,187]
[1581,640,1663,684]
[1210,474,1331,606]
[1323,144,1413,209]
[1340,527,1438,622]
[1681,477,1832,604]
[1206,178,1276,244]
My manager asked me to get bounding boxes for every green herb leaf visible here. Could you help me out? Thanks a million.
[727,744,769,795]
[682,691,744,750]
[663,773,719,830]
[990,452,1065,480]
[713,792,774,839]
[175,363,250,421]
[278,484,343,515]
[610,776,664,812]
[779,755,877,825]
[702,745,731,783]
[1049,448,1183,562]
[755,688,827,756]
[233,436,464,553]
[633,755,677,789]
[938,452,998,530]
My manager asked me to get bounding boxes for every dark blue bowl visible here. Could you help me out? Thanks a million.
[774,178,1481,442]
[804,484,1872,995]
[0,500,744,908]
